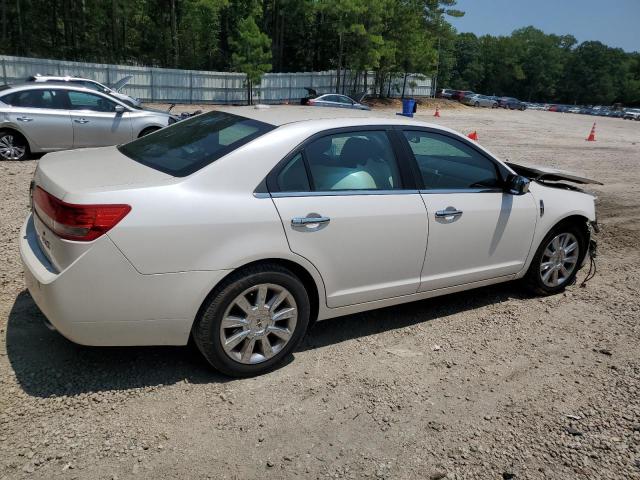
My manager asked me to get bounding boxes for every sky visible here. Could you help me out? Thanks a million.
[449,0,639,53]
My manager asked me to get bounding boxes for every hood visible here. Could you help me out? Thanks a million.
[506,162,603,185]
[110,75,133,92]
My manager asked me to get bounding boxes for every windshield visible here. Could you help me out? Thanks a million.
[118,111,275,177]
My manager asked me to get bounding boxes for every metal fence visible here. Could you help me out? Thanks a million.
[0,55,432,104]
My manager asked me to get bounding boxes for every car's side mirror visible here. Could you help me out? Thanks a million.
[115,105,126,113]
[507,175,530,195]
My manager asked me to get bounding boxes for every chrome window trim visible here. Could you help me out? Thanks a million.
[419,188,504,194]
[270,189,420,198]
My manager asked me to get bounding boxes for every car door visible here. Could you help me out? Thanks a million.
[65,90,133,147]
[269,129,428,308]
[1,89,73,150]
[400,129,537,292]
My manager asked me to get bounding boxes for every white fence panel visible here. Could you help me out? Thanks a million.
[0,55,432,104]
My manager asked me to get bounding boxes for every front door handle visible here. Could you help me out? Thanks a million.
[16,116,33,122]
[73,118,89,124]
[291,215,330,227]
[435,208,463,219]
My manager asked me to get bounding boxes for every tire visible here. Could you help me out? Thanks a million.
[138,126,160,138]
[524,222,587,295]
[192,264,310,377]
[474,102,480,108]
[0,130,29,161]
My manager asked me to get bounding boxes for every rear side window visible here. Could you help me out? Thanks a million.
[0,89,62,109]
[118,111,275,177]
[277,153,310,192]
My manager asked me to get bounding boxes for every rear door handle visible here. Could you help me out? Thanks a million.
[16,116,33,122]
[73,118,89,124]
[291,215,330,227]
[435,209,463,219]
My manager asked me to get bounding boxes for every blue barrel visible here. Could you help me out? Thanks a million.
[401,98,416,117]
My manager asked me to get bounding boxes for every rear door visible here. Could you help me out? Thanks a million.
[1,89,73,150]
[269,128,428,308]
[64,90,133,147]
[400,129,537,291]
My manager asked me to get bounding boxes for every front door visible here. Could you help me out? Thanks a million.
[64,90,133,147]
[400,129,537,291]
[271,129,428,308]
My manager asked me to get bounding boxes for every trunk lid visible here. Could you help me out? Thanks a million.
[110,75,133,92]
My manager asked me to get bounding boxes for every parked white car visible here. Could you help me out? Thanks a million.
[20,107,599,376]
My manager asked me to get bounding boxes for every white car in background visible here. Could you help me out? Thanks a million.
[28,74,142,108]
[20,107,599,377]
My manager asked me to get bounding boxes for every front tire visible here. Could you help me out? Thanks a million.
[192,264,310,377]
[138,126,160,138]
[524,223,586,295]
[0,130,29,161]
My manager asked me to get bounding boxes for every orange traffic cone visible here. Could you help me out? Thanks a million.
[434,106,440,118]
[467,131,478,141]
[586,122,596,141]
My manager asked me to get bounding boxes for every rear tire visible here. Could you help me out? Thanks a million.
[474,102,480,108]
[0,130,29,161]
[524,223,586,295]
[192,264,310,377]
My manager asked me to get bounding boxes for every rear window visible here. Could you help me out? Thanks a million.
[117,111,275,177]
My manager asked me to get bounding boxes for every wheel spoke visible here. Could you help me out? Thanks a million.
[255,285,268,309]
[564,242,578,254]
[234,294,253,314]
[268,290,288,312]
[272,307,297,322]
[560,265,570,277]
[551,268,559,286]
[267,326,292,341]
[564,255,578,264]
[221,316,248,329]
[240,337,256,362]
[224,329,249,349]
[541,266,555,283]
[260,336,274,359]
[540,261,554,270]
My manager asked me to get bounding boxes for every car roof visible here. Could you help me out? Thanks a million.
[2,83,109,94]
[212,105,461,132]
[29,75,98,82]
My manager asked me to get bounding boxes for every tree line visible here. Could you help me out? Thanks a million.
[2,0,638,105]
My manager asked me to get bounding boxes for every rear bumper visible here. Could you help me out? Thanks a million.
[20,214,230,346]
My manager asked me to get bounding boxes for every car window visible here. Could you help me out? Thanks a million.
[67,91,117,112]
[321,95,338,103]
[0,89,65,109]
[304,131,402,191]
[336,96,353,104]
[70,80,102,92]
[277,153,311,192]
[118,111,275,177]
[403,131,499,190]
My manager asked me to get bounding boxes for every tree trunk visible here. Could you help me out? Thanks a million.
[401,72,407,99]
[170,0,178,67]
[2,0,7,44]
[336,31,343,93]
[15,0,23,54]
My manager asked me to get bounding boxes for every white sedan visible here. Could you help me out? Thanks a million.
[20,107,599,376]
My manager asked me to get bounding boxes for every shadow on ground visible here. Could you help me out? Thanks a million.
[6,283,525,398]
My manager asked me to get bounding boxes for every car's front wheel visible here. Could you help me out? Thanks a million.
[192,264,310,377]
[0,130,29,161]
[525,223,586,295]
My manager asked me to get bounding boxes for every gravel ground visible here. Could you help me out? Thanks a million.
[1,106,639,480]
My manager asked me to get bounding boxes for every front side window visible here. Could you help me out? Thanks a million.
[118,111,275,177]
[67,91,117,112]
[403,131,499,190]
[304,131,401,191]
[336,96,353,105]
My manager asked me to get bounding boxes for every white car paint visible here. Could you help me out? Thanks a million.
[20,106,597,347]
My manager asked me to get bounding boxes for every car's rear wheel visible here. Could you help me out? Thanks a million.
[138,126,160,138]
[474,101,480,108]
[0,130,29,161]
[192,264,310,377]
[524,223,586,295]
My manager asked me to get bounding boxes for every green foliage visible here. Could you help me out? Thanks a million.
[229,16,272,84]
[0,1,637,105]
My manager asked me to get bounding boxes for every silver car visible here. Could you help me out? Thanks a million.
[308,93,371,110]
[461,94,498,108]
[28,74,141,108]
[0,83,174,160]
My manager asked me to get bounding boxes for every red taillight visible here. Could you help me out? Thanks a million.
[32,186,131,242]
[308,99,315,105]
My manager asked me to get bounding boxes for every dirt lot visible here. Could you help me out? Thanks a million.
[1,106,639,480]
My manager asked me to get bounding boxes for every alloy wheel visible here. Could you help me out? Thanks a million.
[220,283,298,364]
[0,134,26,160]
[539,233,579,287]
